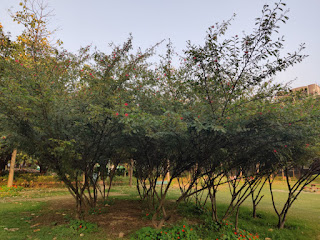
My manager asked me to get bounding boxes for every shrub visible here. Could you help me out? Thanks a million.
[198,218,260,240]
[0,173,62,188]
[0,185,24,197]
[132,223,199,240]
[68,219,98,233]
[88,207,108,215]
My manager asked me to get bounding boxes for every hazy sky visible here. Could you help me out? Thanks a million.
[1,0,319,88]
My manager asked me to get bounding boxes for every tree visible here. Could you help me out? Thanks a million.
[1,0,318,230]
[0,0,161,219]
[267,92,320,229]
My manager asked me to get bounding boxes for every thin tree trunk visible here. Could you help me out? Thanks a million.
[101,164,106,200]
[252,191,257,218]
[106,162,118,199]
[39,163,48,174]
[278,215,286,229]
[235,206,240,233]
[208,187,218,222]
[75,194,84,220]
[166,159,170,182]
[7,149,17,187]
[129,159,133,187]
[292,168,295,180]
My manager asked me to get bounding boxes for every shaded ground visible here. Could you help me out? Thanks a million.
[1,182,320,239]
[27,193,189,239]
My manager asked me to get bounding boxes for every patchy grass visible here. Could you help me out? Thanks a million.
[0,201,44,240]
[0,180,319,239]
[0,187,70,202]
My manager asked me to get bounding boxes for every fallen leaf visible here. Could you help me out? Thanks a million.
[4,228,19,232]
[31,223,41,228]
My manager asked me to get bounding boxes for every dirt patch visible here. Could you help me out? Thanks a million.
[29,195,193,239]
[87,199,151,238]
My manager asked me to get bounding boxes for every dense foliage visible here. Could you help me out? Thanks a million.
[0,0,319,232]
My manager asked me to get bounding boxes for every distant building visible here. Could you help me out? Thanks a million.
[291,84,320,96]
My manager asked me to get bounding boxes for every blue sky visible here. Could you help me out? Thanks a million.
[1,0,319,88]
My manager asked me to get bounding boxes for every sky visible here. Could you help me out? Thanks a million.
[1,0,319,88]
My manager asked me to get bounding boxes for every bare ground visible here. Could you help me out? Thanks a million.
[20,193,192,239]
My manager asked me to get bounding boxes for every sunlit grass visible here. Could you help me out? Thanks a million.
[0,179,319,239]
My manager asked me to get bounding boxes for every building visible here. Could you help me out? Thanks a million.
[291,84,320,96]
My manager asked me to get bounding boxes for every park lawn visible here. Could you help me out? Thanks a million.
[0,186,70,200]
[160,180,320,240]
[0,201,45,240]
[0,180,319,240]
[0,200,112,240]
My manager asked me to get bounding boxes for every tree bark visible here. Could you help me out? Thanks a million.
[292,168,295,180]
[278,216,286,229]
[39,163,48,174]
[129,159,133,187]
[252,202,257,218]
[7,149,17,187]
[235,206,240,233]
[166,159,170,182]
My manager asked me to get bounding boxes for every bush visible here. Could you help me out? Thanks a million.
[0,173,62,188]
[176,202,260,239]
[132,223,199,240]
[88,206,108,215]
[0,185,24,197]
[198,218,260,240]
[68,219,98,233]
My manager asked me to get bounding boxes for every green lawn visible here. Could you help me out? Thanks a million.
[0,180,319,240]
[167,180,320,240]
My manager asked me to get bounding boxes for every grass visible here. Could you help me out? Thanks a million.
[0,201,44,240]
[0,186,70,200]
[19,188,70,199]
[0,201,108,240]
[0,179,319,239]
[171,180,320,240]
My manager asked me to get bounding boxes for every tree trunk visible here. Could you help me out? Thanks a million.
[0,158,7,174]
[209,188,218,222]
[106,162,118,199]
[7,149,17,187]
[100,163,106,200]
[292,168,295,180]
[166,159,170,182]
[297,168,301,179]
[252,203,257,218]
[39,164,48,174]
[277,216,286,229]
[129,159,133,187]
[75,195,84,220]
[235,206,240,233]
